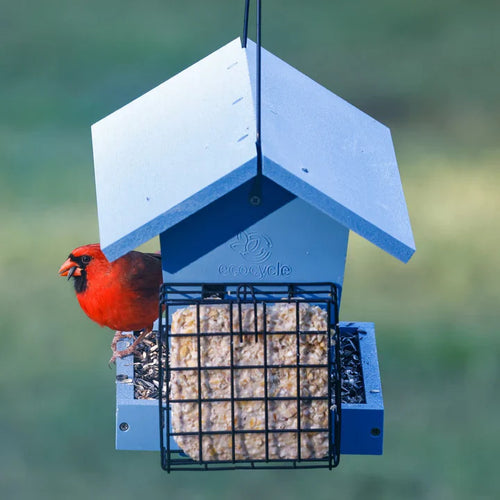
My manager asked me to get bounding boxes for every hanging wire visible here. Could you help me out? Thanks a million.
[256,0,262,175]
[242,0,250,48]
[242,0,263,205]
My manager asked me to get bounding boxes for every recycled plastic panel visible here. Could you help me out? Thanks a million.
[92,39,257,262]
[160,178,349,289]
[93,38,414,264]
[115,322,383,455]
[245,40,415,263]
[340,323,384,455]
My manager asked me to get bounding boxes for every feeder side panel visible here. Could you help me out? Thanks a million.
[340,322,384,455]
[92,39,257,262]
[116,401,161,451]
[115,334,178,452]
[341,407,383,455]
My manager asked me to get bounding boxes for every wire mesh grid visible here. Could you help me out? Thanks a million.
[158,283,341,471]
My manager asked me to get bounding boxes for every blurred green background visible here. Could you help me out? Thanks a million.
[1,0,499,498]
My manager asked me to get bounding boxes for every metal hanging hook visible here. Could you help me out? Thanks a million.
[242,0,263,206]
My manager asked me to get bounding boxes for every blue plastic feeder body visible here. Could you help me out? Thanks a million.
[91,37,415,460]
[116,322,384,455]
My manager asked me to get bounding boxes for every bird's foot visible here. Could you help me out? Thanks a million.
[109,329,151,365]
[111,331,134,349]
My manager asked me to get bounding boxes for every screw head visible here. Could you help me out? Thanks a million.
[249,195,261,206]
[119,422,129,432]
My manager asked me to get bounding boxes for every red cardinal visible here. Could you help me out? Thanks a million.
[58,243,162,363]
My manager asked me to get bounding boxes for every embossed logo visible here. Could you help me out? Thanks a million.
[218,231,293,279]
[229,231,273,264]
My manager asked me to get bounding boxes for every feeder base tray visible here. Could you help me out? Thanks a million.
[115,321,383,456]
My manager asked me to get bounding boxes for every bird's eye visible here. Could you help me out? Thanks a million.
[81,255,92,264]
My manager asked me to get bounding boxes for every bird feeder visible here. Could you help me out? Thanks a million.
[92,27,414,471]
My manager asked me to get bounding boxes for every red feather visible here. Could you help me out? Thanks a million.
[59,243,163,332]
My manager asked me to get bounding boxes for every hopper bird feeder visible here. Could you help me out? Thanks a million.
[91,3,414,471]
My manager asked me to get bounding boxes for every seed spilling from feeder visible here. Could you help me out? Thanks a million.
[92,18,414,470]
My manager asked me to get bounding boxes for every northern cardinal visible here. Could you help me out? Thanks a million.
[58,243,162,363]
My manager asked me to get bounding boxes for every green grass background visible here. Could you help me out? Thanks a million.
[1,1,499,498]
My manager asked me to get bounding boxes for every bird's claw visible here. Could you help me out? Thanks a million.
[109,329,151,366]
[108,344,136,366]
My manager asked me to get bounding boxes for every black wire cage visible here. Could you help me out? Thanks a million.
[158,282,342,471]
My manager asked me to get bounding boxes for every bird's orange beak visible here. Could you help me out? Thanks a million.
[58,258,82,280]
